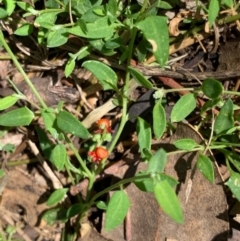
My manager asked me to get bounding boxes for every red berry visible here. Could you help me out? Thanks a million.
[96,118,112,133]
[95,147,109,160]
[88,147,109,163]
[88,151,97,162]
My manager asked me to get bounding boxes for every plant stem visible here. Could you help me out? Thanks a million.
[211,142,240,148]
[164,88,194,93]
[39,9,65,14]
[65,135,92,179]
[107,27,138,154]
[167,144,238,156]
[203,109,215,155]
[0,30,48,109]
[65,163,75,185]
[224,90,240,96]
[54,0,65,7]
[139,0,149,16]
[217,13,240,25]
[86,174,150,211]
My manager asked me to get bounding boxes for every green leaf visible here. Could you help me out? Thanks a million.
[225,172,240,201]
[76,45,92,60]
[82,60,117,90]
[223,150,240,173]
[89,38,104,51]
[41,109,56,130]
[201,78,223,99]
[136,38,148,63]
[208,0,220,27]
[153,101,166,139]
[134,172,178,193]
[0,96,18,110]
[214,99,234,134]
[136,117,151,159]
[35,127,53,159]
[136,16,169,67]
[201,98,220,115]
[93,7,105,16]
[47,188,68,206]
[50,144,67,171]
[0,8,8,18]
[56,110,90,139]
[47,28,68,48]
[147,148,167,173]
[107,0,117,19]
[128,66,153,89]
[160,173,178,187]
[71,0,92,15]
[105,191,130,231]
[134,172,154,192]
[16,1,31,10]
[142,148,152,160]
[68,17,115,39]
[2,143,15,153]
[222,0,233,7]
[173,139,198,151]
[196,154,214,183]
[42,208,67,225]
[67,203,85,218]
[154,180,183,224]
[0,107,34,126]
[35,12,58,29]
[65,58,76,77]
[65,158,82,175]
[4,0,16,15]
[14,24,33,36]
[96,201,107,210]
[157,1,173,9]
[45,0,59,8]
[170,93,196,122]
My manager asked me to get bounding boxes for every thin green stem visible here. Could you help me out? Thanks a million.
[107,27,138,154]
[139,0,149,16]
[65,163,75,185]
[65,135,92,179]
[212,142,240,148]
[86,174,150,210]
[0,30,47,109]
[85,174,96,203]
[217,13,240,25]
[166,144,234,156]
[15,94,41,109]
[52,0,65,7]
[6,158,38,166]
[203,109,215,155]
[224,90,240,96]
[38,9,65,14]
[164,88,194,93]
[159,87,240,97]
[227,155,240,173]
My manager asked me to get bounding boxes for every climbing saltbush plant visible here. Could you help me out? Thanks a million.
[0,0,240,239]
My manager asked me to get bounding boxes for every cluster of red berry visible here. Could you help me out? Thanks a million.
[88,119,112,163]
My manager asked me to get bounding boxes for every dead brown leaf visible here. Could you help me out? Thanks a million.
[169,17,184,37]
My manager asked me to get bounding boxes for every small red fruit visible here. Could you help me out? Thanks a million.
[88,147,109,163]
[96,118,113,133]
[88,151,98,162]
[95,147,109,160]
